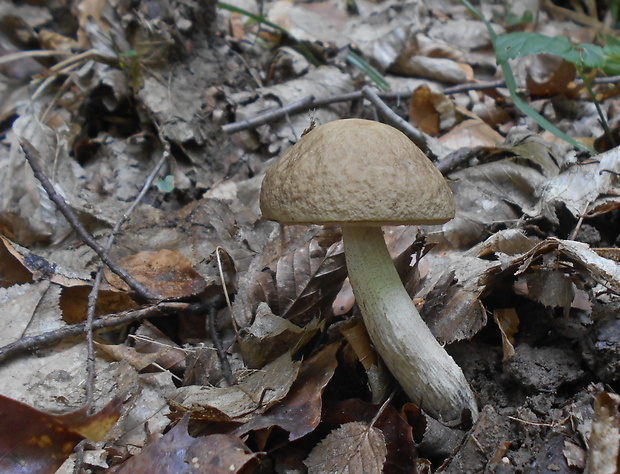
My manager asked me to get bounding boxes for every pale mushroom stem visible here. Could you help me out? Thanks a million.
[342,225,479,425]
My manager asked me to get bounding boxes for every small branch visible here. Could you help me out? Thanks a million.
[0,303,188,364]
[222,96,316,133]
[221,76,620,136]
[207,305,236,386]
[361,85,428,152]
[20,139,158,302]
[83,130,170,408]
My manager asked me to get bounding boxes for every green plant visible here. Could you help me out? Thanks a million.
[459,0,599,153]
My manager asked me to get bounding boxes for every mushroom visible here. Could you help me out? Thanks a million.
[260,118,478,424]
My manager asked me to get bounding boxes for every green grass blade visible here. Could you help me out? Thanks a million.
[346,50,390,91]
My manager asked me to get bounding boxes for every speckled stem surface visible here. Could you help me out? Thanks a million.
[342,225,478,425]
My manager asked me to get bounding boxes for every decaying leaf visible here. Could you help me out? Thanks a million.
[104,249,207,300]
[585,391,620,474]
[239,302,323,368]
[235,226,347,327]
[109,416,258,473]
[323,399,417,474]
[0,394,122,474]
[235,342,339,441]
[60,285,138,324]
[170,351,300,423]
[304,421,387,474]
[493,308,519,362]
[534,145,620,223]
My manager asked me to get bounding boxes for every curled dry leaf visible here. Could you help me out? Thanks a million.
[493,308,519,362]
[439,118,505,150]
[170,351,300,423]
[239,302,323,368]
[304,422,387,474]
[392,55,474,84]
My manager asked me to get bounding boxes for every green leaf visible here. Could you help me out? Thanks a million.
[496,33,574,62]
[155,175,175,193]
[495,32,604,69]
[603,39,620,75]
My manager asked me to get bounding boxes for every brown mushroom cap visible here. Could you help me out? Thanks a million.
[260,119,455,226]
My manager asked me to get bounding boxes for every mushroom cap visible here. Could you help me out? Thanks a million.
[260,119,455,226]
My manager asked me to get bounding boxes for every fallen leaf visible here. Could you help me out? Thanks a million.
[0,394,122,474]
[323,399,418,474]
[304,422,387,474]
[585,391,620,474]
[170,352,300,423]
[104,249,207,300]
[239,302,323,368]
[110,416,258,473]
[493,308,519,362]
[235,342,340,441]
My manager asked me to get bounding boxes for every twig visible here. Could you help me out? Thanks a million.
[361,85,428,152]
[436,146,483,175]
[207,306,236,386]
[222,76,620,135]
[0,303,188,364]
[20,139,158,302]
[83,133,170,408]
[222,96,316,134]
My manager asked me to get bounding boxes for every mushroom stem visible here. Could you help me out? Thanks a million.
[342,225,478,425]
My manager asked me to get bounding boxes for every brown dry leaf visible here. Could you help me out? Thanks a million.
[236,226,346,327]
[340,319,377,371]
[304,421,387,474]
[0,236,89,288]
[239,302,323,368]
[235,342,340,441]
[585,391,620,474]
[392,55,474,84]
[409,85,457,137]
[517,269,575,309]
[493,308,519,362]
[340,320,391,403]
[98,321,186,373]
[526,56,577,98]
[444,158,547,248]
[533,145,620,223]
[170,352,300,423]
[562,439,586,470]
[104,249,207,300]
[110,416,258,473]
[323,399,417,474]
[439,118,504,150]
[271,237,346,324]
[60,285,138,324]
[0,394,121,473]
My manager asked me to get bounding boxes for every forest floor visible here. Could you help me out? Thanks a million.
[0,0,619,472]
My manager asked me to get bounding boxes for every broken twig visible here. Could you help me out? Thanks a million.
[20,139,159,302]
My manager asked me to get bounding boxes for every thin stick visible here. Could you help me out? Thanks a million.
[0,303,188,364]
[361,85,428,152]
[20,139,158,301]
[207,305,236,386]
[221,75,620,135]
[83,136,170,408]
